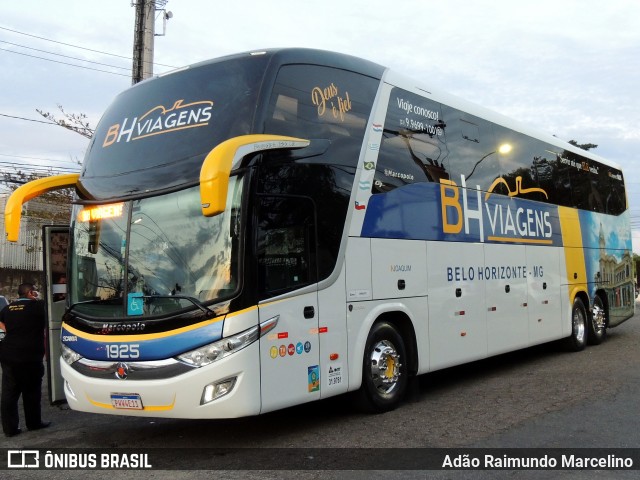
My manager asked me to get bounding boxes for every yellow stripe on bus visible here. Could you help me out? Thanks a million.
[62,305,259,343]
[62,316,224,343]
[558,206,587,302]
[486,236,554,245]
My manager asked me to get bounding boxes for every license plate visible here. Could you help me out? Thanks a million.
[110,393,144,410]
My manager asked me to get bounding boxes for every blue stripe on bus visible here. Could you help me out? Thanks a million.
[61,321,224,361]
[361,182,562,246]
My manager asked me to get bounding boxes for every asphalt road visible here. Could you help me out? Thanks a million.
[2,300,640,479]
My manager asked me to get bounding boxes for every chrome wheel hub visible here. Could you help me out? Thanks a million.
[370,340,402,394]
[573,307,586,343]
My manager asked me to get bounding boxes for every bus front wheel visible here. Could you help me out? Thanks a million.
[565,297,588,352]
[355,321,408,413]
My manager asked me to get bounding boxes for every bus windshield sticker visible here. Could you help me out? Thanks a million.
[127,292,144,316]
[311,83,352,122]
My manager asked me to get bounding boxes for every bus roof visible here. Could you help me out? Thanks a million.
[160,47,386,82]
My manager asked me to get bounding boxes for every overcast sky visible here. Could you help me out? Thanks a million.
[2,0,639,250]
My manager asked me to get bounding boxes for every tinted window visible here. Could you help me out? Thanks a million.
[374,88,447,193]
[264,64,379,167]
[256,196,316,298]
[257,162,355,281]
[376,89,625,216]
[442,106,497,190]
[490,126,552,203]
[604,167,626,215]
[257,64,377,283]
[541,147,625,215]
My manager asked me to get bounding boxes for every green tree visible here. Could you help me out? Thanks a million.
[2,170,74,223]
[1,105,91,220]
[568,140,598,151]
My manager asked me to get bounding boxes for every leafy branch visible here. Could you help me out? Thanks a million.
[568,140,598,151]
[36,104,94,139]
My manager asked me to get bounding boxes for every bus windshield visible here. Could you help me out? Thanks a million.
[69,176,244,318]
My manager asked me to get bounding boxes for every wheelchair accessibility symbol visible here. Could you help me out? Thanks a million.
[127,293,144,316]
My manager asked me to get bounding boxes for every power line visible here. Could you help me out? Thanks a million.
[1,162,80,181]
[0,112,57,125]
[0,153,81,166]
[0,112,95,140]
[0,47,130,77]
[0,40,131,71]
[0,25,177,69]
[0,162,80,173]
[0,157,81,169]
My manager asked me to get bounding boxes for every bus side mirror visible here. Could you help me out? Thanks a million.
[199,134,310,217]
[4,173,79,242]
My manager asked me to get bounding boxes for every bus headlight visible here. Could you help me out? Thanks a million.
[61,343,83,365]
[176,325,259,367]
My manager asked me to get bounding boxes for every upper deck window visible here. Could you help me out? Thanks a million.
[264,64,378,166]
[82,55,268,196]
[376,87,626,215]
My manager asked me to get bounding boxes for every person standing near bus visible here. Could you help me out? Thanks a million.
[0,283,51,437]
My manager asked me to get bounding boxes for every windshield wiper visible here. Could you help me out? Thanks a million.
[68,298,122,314]
[145,295,215,316]
[68,295,215,316]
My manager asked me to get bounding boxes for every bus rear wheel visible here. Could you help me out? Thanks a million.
[565,297,588,351]
[356,321,408,413]
[587,295,607,345]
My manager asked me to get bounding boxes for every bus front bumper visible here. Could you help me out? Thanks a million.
[60,342,261,419]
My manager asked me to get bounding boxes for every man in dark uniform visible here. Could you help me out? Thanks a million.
[0,283,51,437]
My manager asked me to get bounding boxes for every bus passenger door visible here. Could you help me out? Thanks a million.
[256,196,320,413]
[42,225,69,404]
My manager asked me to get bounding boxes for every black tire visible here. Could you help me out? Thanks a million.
[587,295,607,345]
[565,297,588,351]
[355,321,408,413]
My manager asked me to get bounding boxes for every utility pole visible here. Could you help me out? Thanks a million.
[131,0,155,84]
[131,1,171,85]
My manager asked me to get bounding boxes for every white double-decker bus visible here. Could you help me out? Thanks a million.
[5,49,633,417]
